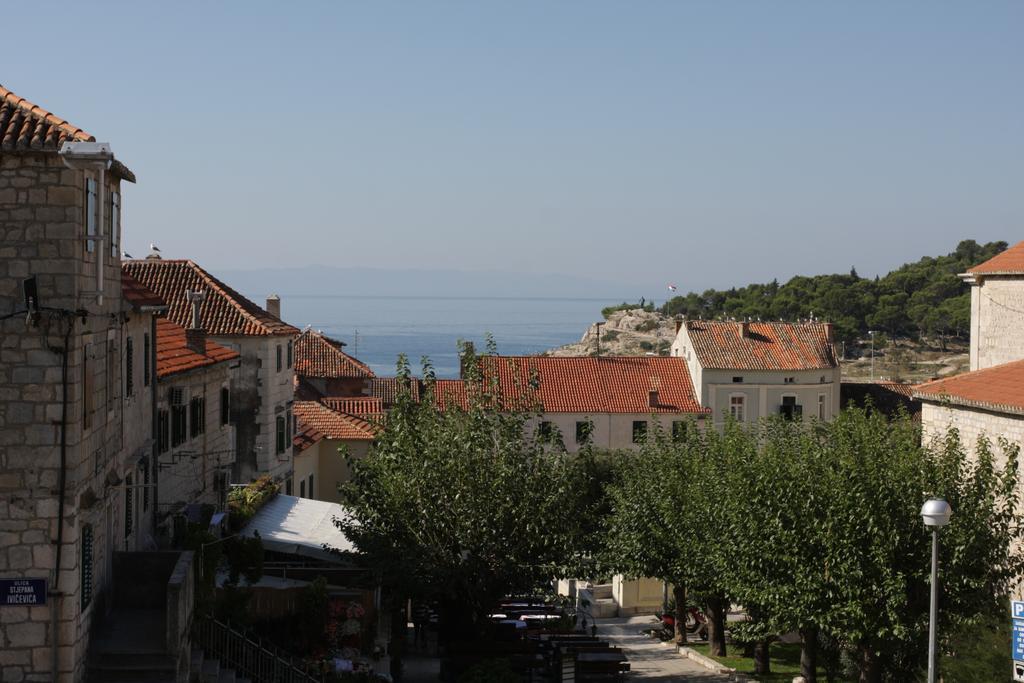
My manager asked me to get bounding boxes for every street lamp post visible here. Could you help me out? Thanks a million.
[921,498,952,683]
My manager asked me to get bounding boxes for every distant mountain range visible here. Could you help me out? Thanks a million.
[216,265,661,302]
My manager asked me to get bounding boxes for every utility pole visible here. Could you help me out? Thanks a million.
[869,330,876,381]
[594,322,604,357]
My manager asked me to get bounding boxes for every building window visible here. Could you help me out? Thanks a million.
[300,479,306,498]
[818,394,826,420]
[672,420,689,441]
[632,420,648,443]
[287,340,293,368]
[84,177,97,253]
[190,396,206,438]
[143,333,151,387]
[170,389,187,448]
[286,409,293,443]
[124,473,133,539]
[109,191,120,258]
[538,421,553,440]
[107,339,116,411]
[780,395,802,420]
[83,345,93,429]
[286,478,293,496]
[157,410,170,454]
[276,416,286,454]
[732,376,743,383]
[575,420,593,445]
[784,377,795,384]
[81,525,94,610]
[220,387,230,425]
[308,473,315,499]
[125,336,134,398]
[276,344,282,372]
[730,395,745,422]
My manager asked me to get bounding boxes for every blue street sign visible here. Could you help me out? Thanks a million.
[0,578,47,606]
[1013,601,1024,619]
[1012,619,1024,662]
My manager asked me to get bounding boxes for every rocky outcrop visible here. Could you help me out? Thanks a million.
[548,309,675,357]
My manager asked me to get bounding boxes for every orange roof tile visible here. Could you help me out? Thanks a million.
[156,318,239,379]
[0,83,92,152]
[684,321,837,371]
[123,260,298,337]
[966,241,1024,275]
[320,397,385,420]
[434,356,705,414]
[293,401,378,442]
[0,83,136,181]
[122,271,166,310]
[294,329,375,379]
[368,377,423,407]
[913,359,1024,416]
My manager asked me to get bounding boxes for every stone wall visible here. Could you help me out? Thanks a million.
[970,276,1024,371]
[0,152,130,681]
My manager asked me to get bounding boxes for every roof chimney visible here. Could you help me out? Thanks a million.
[266,294,281,319]
[738,320,750,338]
[648,390,659,408]
[823,322,834,344]
[185,289,207,354]
[674,317,684,334]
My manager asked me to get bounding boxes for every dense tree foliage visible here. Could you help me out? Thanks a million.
[603,409,1024,682]
[336,347,595,648]
[660,240,1006,345]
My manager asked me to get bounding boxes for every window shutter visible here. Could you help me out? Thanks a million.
[125,337,134,398]
[81,525,94,609]
[143,333,151,387]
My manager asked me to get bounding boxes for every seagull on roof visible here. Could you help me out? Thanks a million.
[150,243,161,253]
[123,252,133,259]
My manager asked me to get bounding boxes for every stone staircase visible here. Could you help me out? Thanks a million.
[590,583,619,619]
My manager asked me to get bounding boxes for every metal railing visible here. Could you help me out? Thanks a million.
[193,615,324,683]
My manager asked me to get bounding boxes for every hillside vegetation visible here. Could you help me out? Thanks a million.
[657,240,1006,347]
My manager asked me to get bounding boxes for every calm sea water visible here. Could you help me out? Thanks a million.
[278,295,607,378]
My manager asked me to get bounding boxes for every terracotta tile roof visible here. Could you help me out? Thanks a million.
[0,83,136,182]
[294,329,375,379]
[293,401,378,443]
[123,260,299,337]
[155,318,239,379]
[913,360,1024,416]
[434,356,705,414]
[966,241,1024,275]
[320,397,385,420]
[121,271,166,310]
[684,321,837,371]
[368,377,422,407]
[0,83,92,152]
[293,422,324,454]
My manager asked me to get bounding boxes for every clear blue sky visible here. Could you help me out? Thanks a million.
[6,2,1022,292]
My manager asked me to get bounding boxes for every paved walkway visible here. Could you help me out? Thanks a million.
[599,616,738,682]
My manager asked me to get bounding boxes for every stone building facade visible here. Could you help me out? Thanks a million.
[152,317,238,530]
[122,259,299,487]
[0,84,137,682]
[962,242,1024,372]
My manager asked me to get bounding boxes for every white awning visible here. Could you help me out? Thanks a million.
[239,494,357,564]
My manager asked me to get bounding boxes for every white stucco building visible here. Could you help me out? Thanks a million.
[670,320,841,427]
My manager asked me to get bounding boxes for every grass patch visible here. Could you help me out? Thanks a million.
[687,642,850,682]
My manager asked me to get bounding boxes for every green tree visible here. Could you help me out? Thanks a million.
[335,347,591,649]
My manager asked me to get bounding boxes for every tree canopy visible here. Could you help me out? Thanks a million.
[660,240,1005,344]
